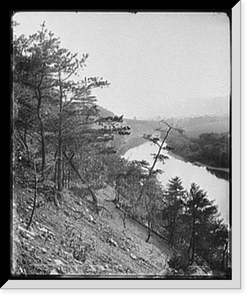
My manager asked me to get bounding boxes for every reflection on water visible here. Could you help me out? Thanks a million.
[123,142,230,225]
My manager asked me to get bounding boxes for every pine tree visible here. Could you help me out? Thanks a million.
[184,183,218,263]
[13,23,130,210]
[163,176,185,245]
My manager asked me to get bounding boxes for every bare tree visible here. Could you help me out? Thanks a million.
[137,120,182,203]
[136,121,183,242]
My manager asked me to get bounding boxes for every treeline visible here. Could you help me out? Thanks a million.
[163,131,230,169]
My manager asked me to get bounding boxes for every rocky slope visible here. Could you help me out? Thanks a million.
[12,184,172,278]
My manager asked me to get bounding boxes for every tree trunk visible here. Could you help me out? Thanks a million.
[169,222,174,245]
[222,241,228,271]
[67,165,71,188]
[188,217,196,263]
[26,161,37,230]
[36,88,46,179]
[62,159,66,188]
[145,220,152,243]
[62,150,99,214]
[137,125,172,204]
[53,148,60,208]
[57,72,63,195]
[146,227,151,243]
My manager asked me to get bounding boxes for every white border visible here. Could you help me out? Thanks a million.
[4,4,241,289]
[230,0,241,290]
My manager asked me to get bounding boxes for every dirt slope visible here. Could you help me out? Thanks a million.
[12,185,171,278]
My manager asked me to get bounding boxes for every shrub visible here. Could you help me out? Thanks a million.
[169,250,189,271]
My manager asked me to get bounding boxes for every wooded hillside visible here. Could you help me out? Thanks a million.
[12,23,231,279]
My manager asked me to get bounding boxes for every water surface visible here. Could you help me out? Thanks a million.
[123,142,230,224]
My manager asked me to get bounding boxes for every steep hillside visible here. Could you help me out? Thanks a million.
[12,184,173,278]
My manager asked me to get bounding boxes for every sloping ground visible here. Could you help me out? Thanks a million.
[12,185,170,278]
[96,186,172,257]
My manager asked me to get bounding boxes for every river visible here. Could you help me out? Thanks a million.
[123,142,230,225]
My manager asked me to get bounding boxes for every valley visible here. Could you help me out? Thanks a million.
[12,20,231,281]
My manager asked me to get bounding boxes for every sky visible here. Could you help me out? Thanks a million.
[13,11,230,119]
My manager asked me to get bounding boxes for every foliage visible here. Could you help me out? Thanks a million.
[12,23,231,277]
[13,23,130,198]
[162,176,186,245]
[163,131,230,169]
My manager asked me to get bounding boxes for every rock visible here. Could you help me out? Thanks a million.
[73,258,83,265]
[121,245,129,252]
[97,265,105,272]
[54,259,64,266]
[130,253,137,260]
[117,264,124,272]
[18,226,35,239]
[158,269,168,276]
[64,210,70,217]
[138,257,148,264]
[50,269,59,275]
[41,248,47,254]
[108,238,118,247]
[88,214,96,224]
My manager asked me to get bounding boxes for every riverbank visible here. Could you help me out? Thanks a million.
[167,152,229,182]
[122,139,230,175]
[118,135,147,156]
[191,161,229,173]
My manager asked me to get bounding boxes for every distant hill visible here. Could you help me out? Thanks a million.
[165,115,229,138]
[96,104,229,152]
[161,96,230,119]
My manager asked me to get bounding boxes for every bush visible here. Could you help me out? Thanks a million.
[169,250,189,271]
